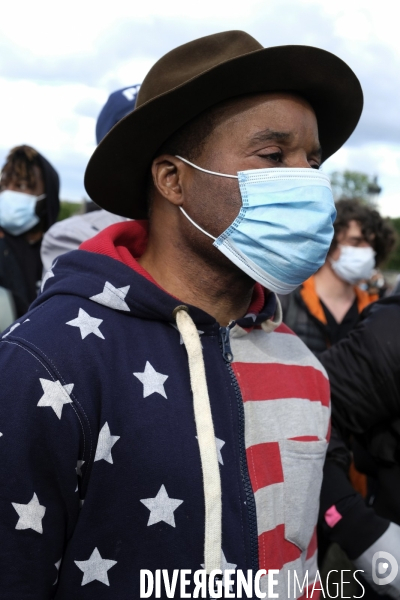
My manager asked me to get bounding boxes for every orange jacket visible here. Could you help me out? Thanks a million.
[300,275,378,326]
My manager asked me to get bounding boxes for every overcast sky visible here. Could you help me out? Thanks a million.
[1,0,399,216]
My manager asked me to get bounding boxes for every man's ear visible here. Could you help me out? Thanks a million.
[151,155,188,207]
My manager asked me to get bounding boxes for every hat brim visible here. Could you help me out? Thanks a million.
[85,44,363,219]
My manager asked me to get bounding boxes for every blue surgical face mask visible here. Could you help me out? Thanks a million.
[176,156,336,294]
[0,190,45,236]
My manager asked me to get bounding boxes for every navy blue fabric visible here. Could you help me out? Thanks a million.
[0,248,276,598]
[95,85,140,144]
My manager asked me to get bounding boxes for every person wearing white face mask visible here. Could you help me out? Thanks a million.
[281,198,397,599]
[280,198,395,355]
[0,145,60,320]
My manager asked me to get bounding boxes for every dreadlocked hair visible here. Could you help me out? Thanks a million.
[1,145,42,190]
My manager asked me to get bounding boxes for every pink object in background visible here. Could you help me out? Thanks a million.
[325,505,343,528]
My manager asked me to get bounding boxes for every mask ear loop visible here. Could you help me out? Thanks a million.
[179,207,217,241]
[175,156,238,179]
[175,155,237,241]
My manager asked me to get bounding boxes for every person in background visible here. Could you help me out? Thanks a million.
[95,84,141,144]
[40,85,140,273]
[0,145,59,317]
[281,198,397,598]
[280,198,396,354]
[319,296,400,599]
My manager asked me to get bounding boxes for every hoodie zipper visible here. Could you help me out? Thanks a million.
[219,325,259,574]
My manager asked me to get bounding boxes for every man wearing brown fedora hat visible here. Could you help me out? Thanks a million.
[0,31,363,598]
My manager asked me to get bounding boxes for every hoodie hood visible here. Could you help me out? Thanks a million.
[36,220,278,330]
[37,151,60,231]
[33,219,280,574]
[0,218,331,593]
[0,146,60,233]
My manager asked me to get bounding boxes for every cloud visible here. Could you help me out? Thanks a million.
[53,151,92,201]
[1,3,399,148]
[1,0,400,211]
[0,78,99,201]
[74,98,104,119]
[0,18,199,86]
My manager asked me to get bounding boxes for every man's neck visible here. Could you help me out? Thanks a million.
[138,235,254,327]
[314,262,355,323]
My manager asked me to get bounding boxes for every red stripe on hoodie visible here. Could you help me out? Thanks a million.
[246,442,284,492]
[233,362,330,406]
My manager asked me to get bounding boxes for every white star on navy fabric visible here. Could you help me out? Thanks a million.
[66,308,105,339]
[202,550,237,595]
[12,493,46,534]
[75,547,117,586]
[90,282,130,311]
[220,551,237,578]
[2,318,30,339]
[196,436,225,465]
[2,323,20,338]
[41,262,56,292]
[140,485,183,527]
[133,361,169,398]
[94,422,120,464]
[53,558,62,585]
[171,323,204,344]
[37,378,74,419]
[215,437,226,465]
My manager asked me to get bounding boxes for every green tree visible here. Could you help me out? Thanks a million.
[330,170,381,205]
[385,218,400,270]
[57,200,83,221]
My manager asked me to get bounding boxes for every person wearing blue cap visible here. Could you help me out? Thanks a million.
[96,84,141,143]
[40,85,141,273]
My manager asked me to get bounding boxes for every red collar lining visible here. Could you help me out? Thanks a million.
[80,220,268,316]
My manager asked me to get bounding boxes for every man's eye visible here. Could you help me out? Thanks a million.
[260,152,282,163]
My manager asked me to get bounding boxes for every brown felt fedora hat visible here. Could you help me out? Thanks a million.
[84,30,363,219]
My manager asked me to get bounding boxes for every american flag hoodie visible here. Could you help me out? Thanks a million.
[0,221,330,599]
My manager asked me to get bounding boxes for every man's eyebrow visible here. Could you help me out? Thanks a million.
[249,129,292,144]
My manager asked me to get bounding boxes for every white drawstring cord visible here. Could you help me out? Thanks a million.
[174,307,222,574]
